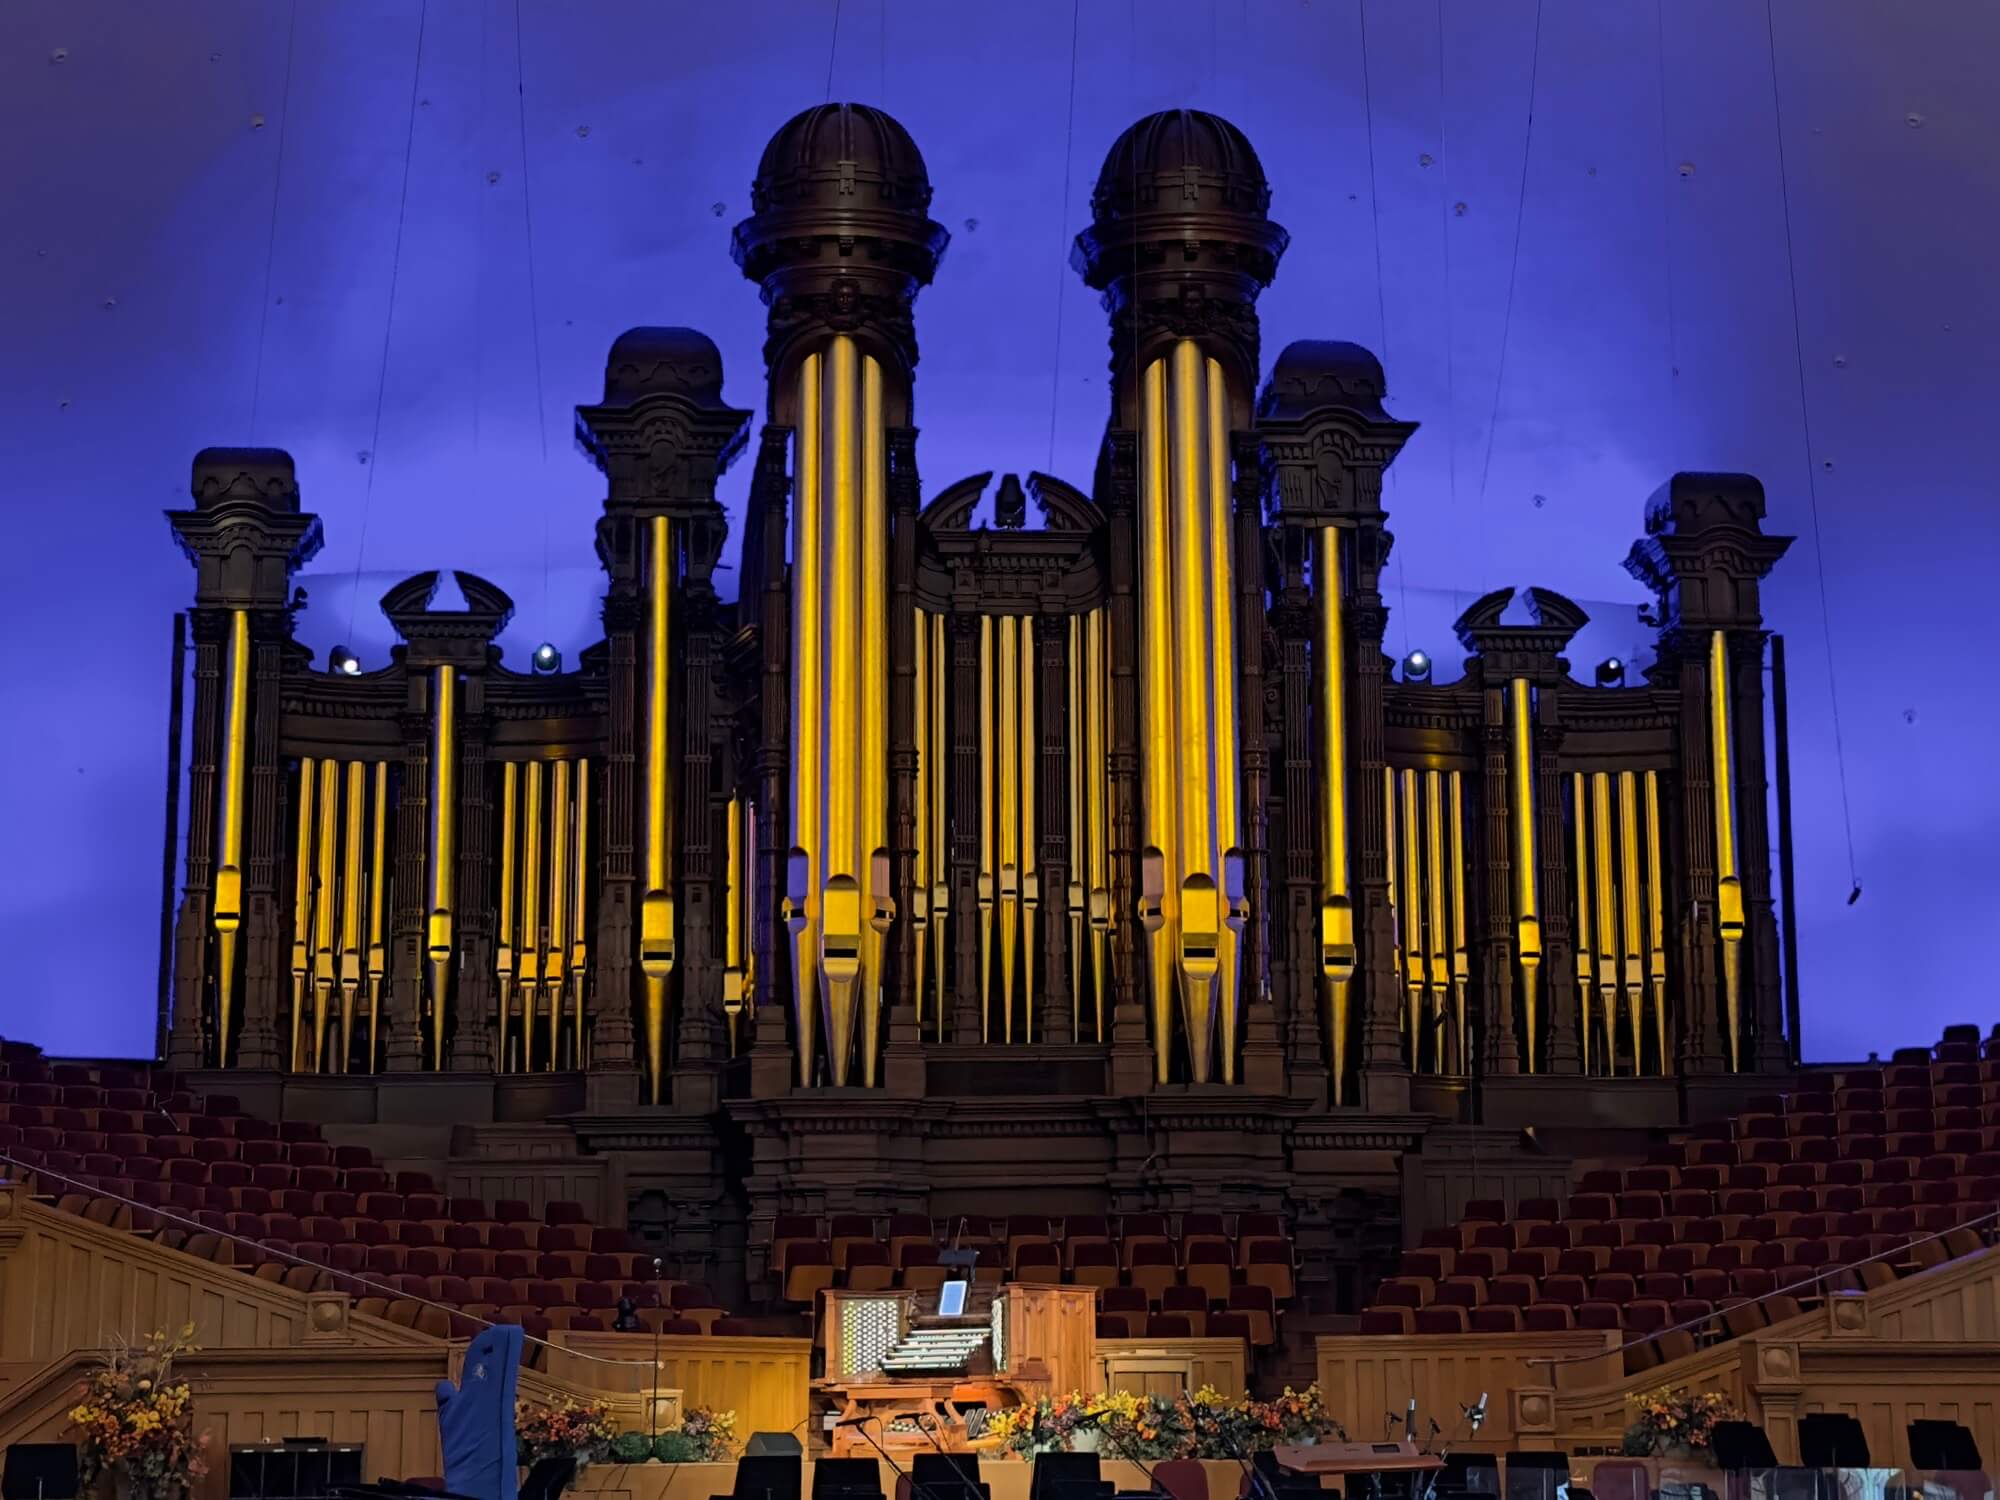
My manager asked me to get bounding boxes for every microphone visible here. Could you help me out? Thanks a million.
[1404,1398,1416,1442]
[833,1416,877,1428]
[1472,1392,1488,1432]
[1385,1412,1400,1439]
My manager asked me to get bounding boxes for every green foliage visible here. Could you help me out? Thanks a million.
[612,1432,655,1465]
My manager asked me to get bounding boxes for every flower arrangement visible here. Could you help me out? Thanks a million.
[65,1327,211,1500]
[982,1386,1344,1460]
[1621,1386,1741,1458]
[516,1395,616,1469]
[650,1406,738,1463]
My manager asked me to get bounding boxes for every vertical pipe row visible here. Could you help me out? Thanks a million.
[1423,770,1448,1073]
[496,761,518,1073]
[520,759,544,1070]
[570,757,589,1065]
[366,759,387,1072]
[1448,768,1468,1072]
[860,356,888,1085]
[1138,358,1178,1083]
[313,756,338,1068]
[1204,357,1243,1083]
[289,757,393,1073]
[1644,769,1670,1071]
[997,615,1019,1042]
[1617,771,1644,1073]
[289,756,316,1071]
[1508,677,1541,1071]
[426,665,457,1070]
[1399,768,1423,1066]
[1068,616,1086,1041]
[212,609,251,1067]
[978,615,996,1043]
[930,612,949,1037]
[790,350,823,1087]
[913,611,931,1032]
[725,792,745,1054]
[338,759,365,1071]
[1572,765,1674,1077]
[1085,607,1111,1043]
[1572,772,1594,1073]
[491,757,591,1073]
[1018,615,1038,1042]
[1709,629,1743,1070]
[1591,772,1618,1069]
[548,759,572,1069]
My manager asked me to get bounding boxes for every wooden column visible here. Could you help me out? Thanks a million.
[1036,611,1074,1043]
[1348,508,1408,1109]
[1534,696,1582,1073]
[450,675,495,1071]
[1672,644,1723,1072]
[168,610,225,1069]
[1233,434,1287,1094]
[593,586,641,1080]
[385,699,430,1071]
[949,611,983,1043]
[1099,432,1151,1095]
[1731,633,1787,1072]
[883,429,926,1095]
[1275,590,1322,1086]
[748,428,796,1097]
[1478,681,1518,1076]
[235,612,288,1069]
[674,520,724,1103]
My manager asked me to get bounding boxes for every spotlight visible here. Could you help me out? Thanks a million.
[532,642,562,675]
[330,645,361,676]
[1595,657,1626,688]
[1403,649,1432,684]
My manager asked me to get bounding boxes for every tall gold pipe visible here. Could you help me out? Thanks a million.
[1645,769,1670,1072]
[427,666,457,1070]
[1571,772,1594,1074]
[288,756,316,1072]
[366,759,387,1072]
[1591,772,1619,1071]
[338,759,365,1073]
[1068,614,1085,1041]
[313,756,339,1072]
[1448,769,1469,1073]
[641,512,675,1099]
[519,758,544,1073]
[1383,763,1400,995]
[1508,677,1541,1071]
[1169,342,1218,1084]
[1315,528,1354,1099]
[860,354,888,1086]
[571,757,589,1067]
[1019,613,1038,1042]
[1399,768,1424,1067]
[1085,608,1110,1043]
[913,609,930,1031]
[548,758,572,1071]
[1424,770,1448,1074]
[1709,629,1743,1070]
[496,761,518,1074]
[930,611,948,1039]
[978,614,996,1043]
[1138,357,1179,1083]
[1205,356,1241,1083]
[213,608,251,1067]
[1618,770,1645,1075]
[820,335,862,1086]
[791,352,824,1086]
[725,791,745,1055]
[997,614,1020,1043]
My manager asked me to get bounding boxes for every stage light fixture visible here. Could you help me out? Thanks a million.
[329,646,361,676]
[533,642,562,674]
[1595,657,1625,688]
[1403,649,1432,684]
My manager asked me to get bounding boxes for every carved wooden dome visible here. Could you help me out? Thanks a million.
[1088,108,1273,223]
[748,103,934,216]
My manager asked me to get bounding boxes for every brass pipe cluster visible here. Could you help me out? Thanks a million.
[1387,765,1468,1075]
[494,756,592,1072]
[1709,629,1744,1070]
[1508,677,1542,1071]
[1064,611,1114,1041]
[1136,345,1244,1084]
[1569,766,1672,1075]
[978,615,1040,1042]
[788,338,894,1087]
[288,754,390,1072]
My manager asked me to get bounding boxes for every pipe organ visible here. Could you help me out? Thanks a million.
[163,107,1796,1114]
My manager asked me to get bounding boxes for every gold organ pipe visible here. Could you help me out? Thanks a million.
[930,612,948,1038]
[548,758,572,1071]
[1448,769,1468,1074]
[426,666,457,1070]
[790,351,823,1087]
[1424,770,1448,1073]
[1645,769,1670,1072]
[313,756,338,1072]
[913,610,930,1031]
[1508,677,1541,1071]
[213,608,251,1067]
[860,353,888,1086]
[1618,770,1645,1075]
[1138,357,1178,1083]
[1399,768,1424,1066]
[725,792,744,1055]
[1383,763,1400,993]
[288,756,316,1072]
[1205,356,1241,1083]
[1019,614,1038,1042]
[1169,342,1218,1083]
[1068,615,1085,1041]
[338,759,365,1073]
[1591,772,1619,1070]
[1315,528,1354,1099]
[570,757,588,1063]
[997,614,1020,1043]
[978,614,996,1043]
[1572,773,1594,1074]
[496,761,518,1074]
[640,512,674,1100]
[820,335,862,1086]
[366,759,387,1072]
[519,758,543,1072]
[1709,629,1743,1069]
[1085,607,1110,1043]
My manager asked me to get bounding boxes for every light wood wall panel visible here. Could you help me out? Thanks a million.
[1316,1330,1619,1451]
[551,1332,812,1442]
[1096,1337,1248,1399]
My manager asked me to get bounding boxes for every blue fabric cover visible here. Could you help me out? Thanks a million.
[435,1323,523,1500]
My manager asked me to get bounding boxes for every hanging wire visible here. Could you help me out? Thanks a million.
[824,0,843,101]
[1045,0,1083,470]
[512,0,552,633]
[1354,0,1410,652]
[1430,0,1459,625]
[246,0,299,443]
[471,0,490,452]
[344,0,430,645]
[1763,0,1860,889]
[1652,0,1682,452]
[1472,0,1544,515]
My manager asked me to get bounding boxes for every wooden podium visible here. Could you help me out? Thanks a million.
[817,1283,1097,1455]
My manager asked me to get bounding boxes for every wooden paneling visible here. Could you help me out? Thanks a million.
[1002,1284,1097,1397]
[1096,1337,1248,1399]
[550,1331,812,1441]
[1316,1330,1619,1451]
[445,1160,612,1223]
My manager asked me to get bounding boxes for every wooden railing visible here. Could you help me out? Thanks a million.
[1096,1336,1248,1399]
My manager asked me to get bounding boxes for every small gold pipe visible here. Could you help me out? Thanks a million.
[930,611,949,1039]
[998,613,1020,1043]
[1448,769,1468,1074]
[1645,769,1670,1073]
[641,512,675,1100]
[1572,772,1594,1074]
[1400,768,1424,1068]
[338,759,365,1073]
[1424,769,1448,1074]
[366,759,387,1072]
[213,608,251,1067]
[913,609,930,1031]
[978,613,996,1043]
[426,665,458,1070]
[1018,613,1038,1043]
[1316,528,1354,1099]
[1139,356,1179,1083]
[1508,677,1541,1071]
[548,758,572,1071]
[860,353,888,1086]
[1709,629,1742,1069]
[1591,771,1619,1071]
[791,351,823,1086]
[313,756,338,1072]
[1068,614,1084,1041]
[1169,341,1217,1084]
[519,758,544,1073]
[288,756,316,1072]
[496,761,518,1074]
[571,757,588,1066]
[1205,355,1241,1083]
[1618,770,1645,1075]
[725,791,744,1056]
[821,335,862,1086]
[1086,607,1110,1043]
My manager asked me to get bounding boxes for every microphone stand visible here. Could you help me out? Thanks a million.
[1088,1411,1168,1498]
[911,1412,987,1500]
[649,1258,665,1444]
[839,1416,955,1500]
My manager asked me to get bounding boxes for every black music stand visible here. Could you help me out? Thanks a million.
[1,1446,78,1500]
[1909,1420,1983,1472]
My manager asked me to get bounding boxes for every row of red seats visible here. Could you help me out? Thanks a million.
[779,1235,1297,1304]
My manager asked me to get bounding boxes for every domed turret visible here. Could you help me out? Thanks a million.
[601,327,728,408]
[1257,341,1392,425]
